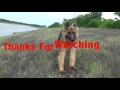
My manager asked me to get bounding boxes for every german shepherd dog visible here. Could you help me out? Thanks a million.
[58,19,79,72]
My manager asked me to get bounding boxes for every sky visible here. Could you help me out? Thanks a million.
[0,12,117,27]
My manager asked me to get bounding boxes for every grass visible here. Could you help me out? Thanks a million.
[0,27,120,78]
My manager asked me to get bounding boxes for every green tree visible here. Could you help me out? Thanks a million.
[48,22,62,28]
[70,12,102,28]
[114,12,120,28]
[88,19,102,28]
[114,20,120,29]
[101,19,115,28]
[79,14,93,27]
[90,12,102,20]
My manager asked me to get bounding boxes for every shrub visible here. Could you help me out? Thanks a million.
[48,22,62,28]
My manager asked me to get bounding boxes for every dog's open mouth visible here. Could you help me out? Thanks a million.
[66,35,76,42]
[71,39,75,42]
[66,38,76,42]
[71,37,76,42]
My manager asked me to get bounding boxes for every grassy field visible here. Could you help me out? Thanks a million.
[0,27,120,78]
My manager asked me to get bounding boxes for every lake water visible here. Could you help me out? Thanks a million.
[0,23,38,37]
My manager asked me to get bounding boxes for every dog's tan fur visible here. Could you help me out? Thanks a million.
[58,19,79,72]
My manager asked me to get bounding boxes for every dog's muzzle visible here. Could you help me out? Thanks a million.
[66,34,76,42]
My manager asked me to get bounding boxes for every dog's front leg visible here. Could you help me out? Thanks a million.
[70,48,76,68]
[58,49,66,72]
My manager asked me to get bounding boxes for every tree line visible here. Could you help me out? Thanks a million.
[48,12,120,29]
[0,18,46,28]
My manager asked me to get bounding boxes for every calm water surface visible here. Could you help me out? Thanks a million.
[0,23,38,37]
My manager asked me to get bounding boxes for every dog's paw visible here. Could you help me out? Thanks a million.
[70,66,76,70]
[59,71,65,75]
[69,66,77,73]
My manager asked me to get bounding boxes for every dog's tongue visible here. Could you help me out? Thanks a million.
[71,38,74,42]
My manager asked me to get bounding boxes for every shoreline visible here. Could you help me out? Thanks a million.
[0,29,38,38]
[0,22,40,38]
[0,19,46,28]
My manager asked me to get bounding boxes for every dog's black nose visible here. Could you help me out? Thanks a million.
[71,39,75,42]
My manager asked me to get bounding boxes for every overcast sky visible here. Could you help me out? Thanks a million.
[0,12,116,26]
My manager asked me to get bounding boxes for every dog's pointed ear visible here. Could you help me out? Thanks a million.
[63,19,70,30]
[72,21,77,28]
